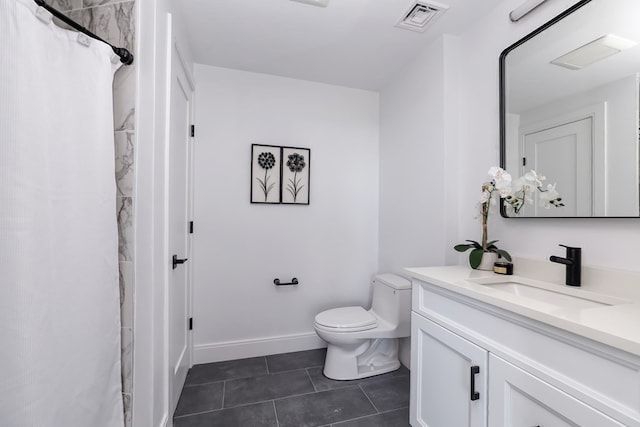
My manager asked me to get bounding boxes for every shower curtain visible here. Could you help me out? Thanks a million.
[0,0,124,425]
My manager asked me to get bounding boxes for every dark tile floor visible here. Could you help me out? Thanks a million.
[173,348,411,427]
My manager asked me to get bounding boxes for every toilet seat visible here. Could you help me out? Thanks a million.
[314,306,377,332]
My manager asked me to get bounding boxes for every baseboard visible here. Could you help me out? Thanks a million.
[193,332,327,364]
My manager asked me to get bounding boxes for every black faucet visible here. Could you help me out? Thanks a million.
[549,244,581,286]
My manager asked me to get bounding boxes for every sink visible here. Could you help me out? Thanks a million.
[465,276,629,310]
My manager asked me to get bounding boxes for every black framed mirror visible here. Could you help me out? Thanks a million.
[500,0,640,218]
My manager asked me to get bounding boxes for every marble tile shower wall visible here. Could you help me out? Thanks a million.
[44,0,136,425]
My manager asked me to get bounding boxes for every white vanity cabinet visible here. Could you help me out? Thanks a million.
[409,276,640,427]
[410,312,487,426]
[488,354,625,426]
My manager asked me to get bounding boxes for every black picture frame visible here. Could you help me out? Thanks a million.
[251,144,282,204]
[281,146,310,205]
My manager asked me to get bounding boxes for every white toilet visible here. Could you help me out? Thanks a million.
[313,273,412,380]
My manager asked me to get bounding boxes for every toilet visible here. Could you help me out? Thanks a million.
[313,273,412,380]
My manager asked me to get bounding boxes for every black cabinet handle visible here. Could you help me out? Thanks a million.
[470,365,480,401]
[172,254,188,270]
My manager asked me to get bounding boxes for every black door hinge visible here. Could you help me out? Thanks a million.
[189,221,194,234]
[522,157,527,166]
[190,125,195,138]
[189,317,193,330]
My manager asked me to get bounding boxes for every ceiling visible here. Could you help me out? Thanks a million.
[173,0,505,91]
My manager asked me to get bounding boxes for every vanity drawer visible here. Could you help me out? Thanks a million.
[412,279,640,425]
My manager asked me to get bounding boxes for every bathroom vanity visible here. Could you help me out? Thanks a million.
[406,263,640,427]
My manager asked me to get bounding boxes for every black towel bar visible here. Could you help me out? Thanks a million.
[274,278,299,286]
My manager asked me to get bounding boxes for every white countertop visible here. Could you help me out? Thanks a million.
[405,265,640,357]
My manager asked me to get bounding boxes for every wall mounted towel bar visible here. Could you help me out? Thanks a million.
[274,278,299,286]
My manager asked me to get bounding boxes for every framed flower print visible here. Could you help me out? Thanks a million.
[281,146,310,205]
[251,144,281,204]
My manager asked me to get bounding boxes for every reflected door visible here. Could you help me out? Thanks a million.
[521,117,593,217]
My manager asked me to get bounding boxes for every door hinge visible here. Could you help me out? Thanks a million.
[522,157,527,166]
[189,317,193,330]
[190,124,195,138]
[189,221,194,234]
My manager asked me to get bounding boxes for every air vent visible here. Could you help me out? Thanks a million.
[550,34,637,70]
[396,1,449,33]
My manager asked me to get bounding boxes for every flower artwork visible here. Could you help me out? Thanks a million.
[251,145,281,204]
[455,167,565,269]
[285,153,306,202]
[282,147,310,205]
[250,145,310,205]
[257,152,277,201]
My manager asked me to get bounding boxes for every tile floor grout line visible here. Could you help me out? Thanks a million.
[173,407,220,419]
[175,397,280,419]
[272,399,280,427]
[330,406,408,426]
[305,367,318,393]
[221,380,226,409]
[219,384,344,412]
[359,383,380,413]
[271,384,362,405]
[269,363,324,375]
[182,378,226,387]
[264,355,270,375]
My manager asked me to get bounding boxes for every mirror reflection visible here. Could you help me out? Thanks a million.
[501,0,640,217]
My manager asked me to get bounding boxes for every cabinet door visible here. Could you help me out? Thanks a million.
[410,313,487,427]
[488,354,625,427]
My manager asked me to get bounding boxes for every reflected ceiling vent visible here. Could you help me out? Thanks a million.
[395,1,449,33]
[551,34,637,70]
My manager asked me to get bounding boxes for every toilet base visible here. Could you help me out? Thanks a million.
[323,338,400,380]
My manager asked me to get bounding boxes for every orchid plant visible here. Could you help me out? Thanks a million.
[455,167,565,269]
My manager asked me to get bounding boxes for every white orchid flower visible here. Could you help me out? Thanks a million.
[539,183,560,208]
[488,166,504,178]
[510,176,528,193]
[524,170,545,187]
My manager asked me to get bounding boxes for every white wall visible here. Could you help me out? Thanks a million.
[378,35,464,367]
[454,0,640,271]
[192,65,380,363]
[378,37,448,275]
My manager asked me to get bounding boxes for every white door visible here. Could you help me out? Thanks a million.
[488,354,625,427]
[168,44,193,413]
[410,313,488,427]
[522,118,593,217]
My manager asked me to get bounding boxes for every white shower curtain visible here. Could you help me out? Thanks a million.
[0,0,124,425]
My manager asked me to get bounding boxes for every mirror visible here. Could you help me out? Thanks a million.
[500,0,640,218]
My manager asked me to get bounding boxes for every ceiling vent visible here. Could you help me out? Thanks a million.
[551,34,637,70]
[395,1,449,33]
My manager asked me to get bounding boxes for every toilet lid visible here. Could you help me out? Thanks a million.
[314,306,377,330]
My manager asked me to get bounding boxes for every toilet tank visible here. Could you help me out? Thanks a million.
[371,274,412,333]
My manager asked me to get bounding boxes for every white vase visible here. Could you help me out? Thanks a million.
[476,252,498,271]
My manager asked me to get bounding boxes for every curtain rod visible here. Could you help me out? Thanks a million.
[33,0,134,65]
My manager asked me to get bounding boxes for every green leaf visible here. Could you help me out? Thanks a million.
[496,249,512,262]
[486,240,499,247]
[469,248,484,269]
[454,244,474,252]
[464,240,482,249]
